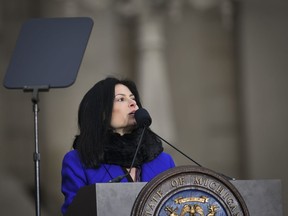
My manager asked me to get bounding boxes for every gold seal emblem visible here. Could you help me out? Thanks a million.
[131,166,249,216]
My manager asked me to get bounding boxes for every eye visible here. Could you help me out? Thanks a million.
[115,97,125,102]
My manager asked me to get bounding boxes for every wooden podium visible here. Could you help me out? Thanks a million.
[65,166,283,216]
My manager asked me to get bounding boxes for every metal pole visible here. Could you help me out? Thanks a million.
[32,89,41,216]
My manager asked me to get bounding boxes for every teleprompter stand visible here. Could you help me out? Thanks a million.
[3,17,93,216]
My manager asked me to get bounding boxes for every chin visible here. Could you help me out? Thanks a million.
[128,119,137,125]
[126,124,137,132]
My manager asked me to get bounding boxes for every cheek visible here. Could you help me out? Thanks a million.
[111,108,125,127]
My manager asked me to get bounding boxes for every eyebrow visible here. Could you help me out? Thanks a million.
[115,93,134,97]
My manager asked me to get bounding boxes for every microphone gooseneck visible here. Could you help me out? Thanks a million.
[142,108,235,181]
[136,108,202,167]
[134,108,202,167]
[148,130,235,180]
[148,130,202,167]
[109,174,127,183]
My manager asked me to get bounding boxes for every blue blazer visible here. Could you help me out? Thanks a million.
[61,149,175,214]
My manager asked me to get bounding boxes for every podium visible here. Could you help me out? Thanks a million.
[65,167,283,216]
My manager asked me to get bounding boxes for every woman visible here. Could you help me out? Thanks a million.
[61,77,175,214]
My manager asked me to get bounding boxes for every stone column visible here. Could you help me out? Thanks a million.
[135,2,175,141]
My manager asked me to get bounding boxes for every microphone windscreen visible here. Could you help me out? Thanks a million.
[135,108,152,127]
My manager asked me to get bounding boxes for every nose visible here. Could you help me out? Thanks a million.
[129,99,137,107]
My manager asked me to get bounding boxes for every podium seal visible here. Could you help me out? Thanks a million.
[131,166,249,216]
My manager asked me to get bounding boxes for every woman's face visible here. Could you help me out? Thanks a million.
[111,84,139,135]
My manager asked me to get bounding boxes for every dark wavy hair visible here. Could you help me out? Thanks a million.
[73,77,142,168]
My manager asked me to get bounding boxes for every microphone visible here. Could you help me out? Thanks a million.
[109,108,151,183]
[140,109,235,181]
[134,108,152,128]
[134,108,201,166]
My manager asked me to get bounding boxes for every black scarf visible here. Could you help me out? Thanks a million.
[104,128,163,167]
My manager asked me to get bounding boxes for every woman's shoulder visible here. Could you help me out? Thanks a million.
[146,151,175,168]
[141,152,175,181]
[62,149,81,165]
[157,151,173,160]
[63,149,79,158]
